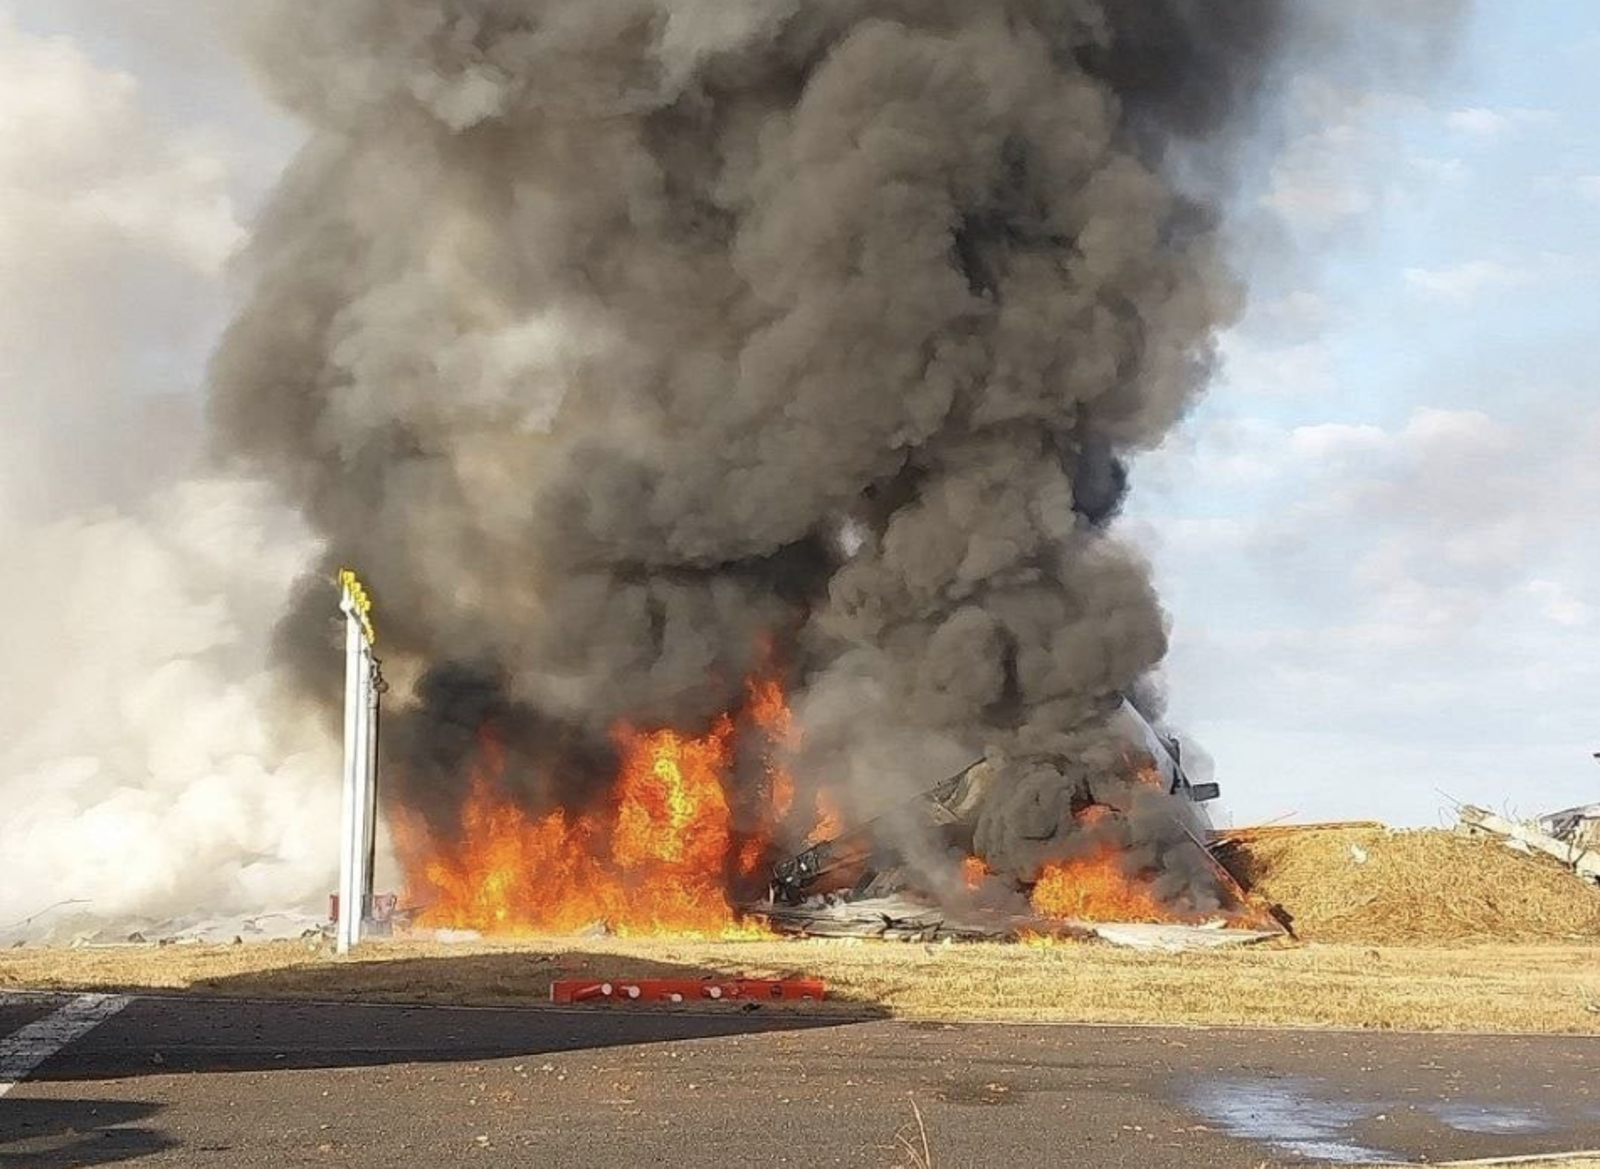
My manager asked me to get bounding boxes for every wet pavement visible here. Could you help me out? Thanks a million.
[2,992,1598,1167]
[1182,1075,1592,1164]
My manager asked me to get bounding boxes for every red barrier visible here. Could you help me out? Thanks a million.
[550,978,826,1005]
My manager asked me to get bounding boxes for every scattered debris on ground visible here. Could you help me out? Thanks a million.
[0,910,330,951]
[1540,801,1600,848]
[757,895,1278,950]
[1085,922,1282,952]
[752,749,1283,949]
[1216,825,1600,944]
[1458,804,1600,886]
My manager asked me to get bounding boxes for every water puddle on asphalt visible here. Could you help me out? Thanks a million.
[1424,1101,1550,1135]
[1185,1077,1401,1164]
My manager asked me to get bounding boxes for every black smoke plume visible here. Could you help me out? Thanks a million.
[210,2,1302,900]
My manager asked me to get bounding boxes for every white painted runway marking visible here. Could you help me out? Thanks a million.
[0,993,131,1097]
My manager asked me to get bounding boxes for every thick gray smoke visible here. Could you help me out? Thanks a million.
[202,2,1387,902]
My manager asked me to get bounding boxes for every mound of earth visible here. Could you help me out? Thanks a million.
[1219,825,1600,944]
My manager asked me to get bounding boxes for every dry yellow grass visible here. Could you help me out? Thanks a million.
[7,826,1597,1034]
[4,934,1598,1034]
[1220,827,1600,944]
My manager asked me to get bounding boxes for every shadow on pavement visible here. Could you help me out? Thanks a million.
[196,946,855,1010]
[0,1099,177,1168]
[25,950,885,1084]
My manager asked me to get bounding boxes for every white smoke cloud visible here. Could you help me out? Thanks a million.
[0,13,333,933]
[0,481,336,928]
[0,10,246,517]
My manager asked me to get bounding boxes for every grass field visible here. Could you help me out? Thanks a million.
[8,827,1597,1035]
[5,935,1598,1034]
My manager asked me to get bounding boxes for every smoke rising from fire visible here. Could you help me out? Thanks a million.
[207,2,1465,905]
[0,2,1471,934]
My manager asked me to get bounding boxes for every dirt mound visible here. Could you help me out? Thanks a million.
[1220,826,1600,944]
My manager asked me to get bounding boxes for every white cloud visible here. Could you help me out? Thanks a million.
[1445,106,1555,138]
[1134,414,1292,501]
[1403,259,1533,300]
[1522,580,1594,629]
[1577,175,1600,206]
[1395,406,1504,453]
[1253,290,1330,337]
[1135,397,1600,823]
[1162,517,1258,553]
[1408,155,1469,185]
[1403,253,1583,302]
[1288,422,1391,462]
[1218,335,1335,396]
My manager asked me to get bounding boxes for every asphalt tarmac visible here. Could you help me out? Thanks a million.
[3,991,1598,1167]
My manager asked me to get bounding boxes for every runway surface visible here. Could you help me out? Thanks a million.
[3,991,1598,1167]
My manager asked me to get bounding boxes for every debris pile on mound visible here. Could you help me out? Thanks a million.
[1218,826,1600,944]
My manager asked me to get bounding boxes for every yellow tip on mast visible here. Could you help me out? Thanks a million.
[338,568,378,645]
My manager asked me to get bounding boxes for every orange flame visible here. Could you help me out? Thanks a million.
[1029,843,1179,924]
[393,665,1227,938]
[805,789,844,846]
[611,719,734,872]
[747,673,797,824]
[746,674,794,745]
[394,671,797,938]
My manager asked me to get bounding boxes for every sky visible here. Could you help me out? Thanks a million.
[1127,0,1600,825]
[1,0,1595,839]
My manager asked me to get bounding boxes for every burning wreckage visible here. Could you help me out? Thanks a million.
[376,670,1282,949]
[752,700,1279,946]
[199,3,1329,953]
